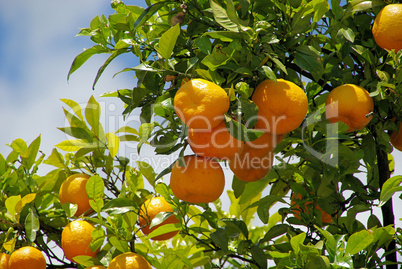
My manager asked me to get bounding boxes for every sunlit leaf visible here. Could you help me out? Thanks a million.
[156,24,180,60]
[345,230,374,255]
[379,175,402,206]
[24,207,39,243]
[20,135,41,170]
[106,132,120,158]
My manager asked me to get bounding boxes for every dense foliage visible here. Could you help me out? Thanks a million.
[1,0,402,268]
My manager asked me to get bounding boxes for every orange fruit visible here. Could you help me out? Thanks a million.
[229,132,284,182]
[252,79,308,134]
[390,122,402,151]
[61,220,100,262]
[0,253,10,269]
[84,266,107,269]
[291,192,332,225]
[138,197,180,241]
[372,4,402,51]
[325,84,373,132]
[8,246,46,269]
[170,155,225,203]
[59,173,93,216]
[108,252,151,269]
[188,121,244,160]
[174,79,229,129]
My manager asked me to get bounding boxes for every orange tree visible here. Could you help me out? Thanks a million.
[1,0,402,268]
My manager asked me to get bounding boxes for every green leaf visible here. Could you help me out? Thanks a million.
[261,224,289,243]
[60,99,84,120]
[62,202,78,218]
[24,207,39,243]
[9,139,27,153]
[149,212,173,229]
[260,65,277,82]
[102,198,137,214]
[226,0,249,27]
[67,45,109,80]
[44,148,65,168]
[85,96,101,135]
[86,175,105,213]
[58,127,94,140]
[239,98,259,129]
[204,31,243,42]
[63,107,88,130]
[345,230,374,255]
[136,161,156,187]
[253,195,286,224]
[338,28,355,43]
[210,0,241,32]
[315,226,337,259]
[20,135,41,170]
[346,0,385,13]
[250,245,267,269]
[147,223,181,240]
[290,232,306,254]
[116,126,139,135]
[294,46,323,81]
[379,175,402,206]
[155,161,175,181]
[211,228,229,253]
[222,218,248,239]
[195,36,212,54]
[155,23,180,60]
[72,256,98,267]
[224,115,264,142]
[56,139,99,152]
[137,122,155,153]
[106,132,120,158]
[5,196,21,222]
[201,45,235,71]
[132,3,164,33]
[108,236,130,253]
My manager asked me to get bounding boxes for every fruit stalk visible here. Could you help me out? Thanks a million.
[376,146,397,268]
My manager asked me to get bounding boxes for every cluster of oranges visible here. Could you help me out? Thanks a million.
[171,73,376,226]
[173,78,308,191]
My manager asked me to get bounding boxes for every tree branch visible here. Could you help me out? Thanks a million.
[376,145,397,269]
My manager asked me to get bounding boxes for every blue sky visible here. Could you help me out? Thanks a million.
[0,1,145,156]
[1,0,402,253]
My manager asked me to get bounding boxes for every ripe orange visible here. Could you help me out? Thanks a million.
[108,252,151,269]
[372,4,402,51]
[390,122,402,151]
[138,197,180,241]
[229,132,284,182]
[188,121,244,160]
[325,84,373,132]
[252,79,308,134]
[291,192,332,225]
[84,266,107,269]
[8,246,46,269]
[61,220,99,262]
[0,253,10,269]
[174,79,230,129]
[59,173,93,216]
[170,155,225,203]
